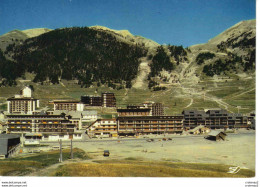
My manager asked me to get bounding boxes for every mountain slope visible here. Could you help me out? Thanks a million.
[0,28,52,59]
[21,28,52,38]
[3,27,147,88]
[0,20,256,114]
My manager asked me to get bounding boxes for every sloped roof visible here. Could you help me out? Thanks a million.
[0,139,8,155]
[208,130,226,136]
[189,125,206,132]
[81,110,97,115]
[0,134,21,139]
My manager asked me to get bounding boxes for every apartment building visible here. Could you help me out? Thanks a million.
[87,119,117,138]
[117,115,184,136]
[52,100,84,111]
[102,92,116,107]
[117,108,151,117]
[183,109,251,129]
[6,114,79,140]
[127,101,164,116]
[81,92,116,107]
[7,87,39,114]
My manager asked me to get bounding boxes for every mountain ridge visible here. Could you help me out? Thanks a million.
[0,19,255,114]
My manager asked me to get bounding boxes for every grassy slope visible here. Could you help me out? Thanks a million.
[0,148,90,176]
[0,74,255,115]
[51,160,255,177]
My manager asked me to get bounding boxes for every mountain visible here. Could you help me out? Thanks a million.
[21,28,52,38]
[89,26,160,51]
[0,28,52,58]
[2,27,148,88]
[0,20,255,114]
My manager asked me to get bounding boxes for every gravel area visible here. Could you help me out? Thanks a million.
[70,129,255,170]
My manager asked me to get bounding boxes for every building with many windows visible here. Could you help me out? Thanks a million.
[117,108,151,117]
[182,109,251,130]
[87,119,117,138]
[81,92,116,107]
[6,114,80,141]
[117,115,183,136]
[7,87,39,114]
[127,101,164,116]
[52,100,84,111]
[102,92,116,107]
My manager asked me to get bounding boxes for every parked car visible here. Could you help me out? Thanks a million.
[103,150,110,157]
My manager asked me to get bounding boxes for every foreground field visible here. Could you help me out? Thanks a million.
[51,160,255,177]
[0,148,90,176]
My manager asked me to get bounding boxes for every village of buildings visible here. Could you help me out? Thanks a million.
[0,86,255,159]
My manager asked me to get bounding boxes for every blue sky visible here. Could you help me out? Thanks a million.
[0,0,256,47]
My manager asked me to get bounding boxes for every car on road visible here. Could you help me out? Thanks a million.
[103,150,110,157]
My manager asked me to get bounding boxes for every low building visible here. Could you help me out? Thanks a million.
[117,115,183,136]
[24,133,42,146]
[188,125,210,135]
[81,110,98,129]
[52,100,84,111]
[0,134,21,159]
[205,130,227,141]
[87,119,117,138]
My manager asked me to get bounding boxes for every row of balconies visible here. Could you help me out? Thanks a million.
[119,125,183,128]
[8,128,31,131]
[38,129,73,132]
[8,126,30,129]
[95,126,117,129]
[118,129,183,132]
[92,129,117,132]
[119,127,182,130]
[119,120,183,123]
[118,122,183,126]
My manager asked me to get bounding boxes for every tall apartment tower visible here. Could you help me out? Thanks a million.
[102,92,116,107]
[142,101,164,116]
[152,103,164,116]
[7,87,39,114]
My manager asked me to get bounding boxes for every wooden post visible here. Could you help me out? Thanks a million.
[70,139,73,159]
[59,139,63,162]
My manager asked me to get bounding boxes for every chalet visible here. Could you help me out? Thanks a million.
[205,130,227,141]
[188,125,210,135]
